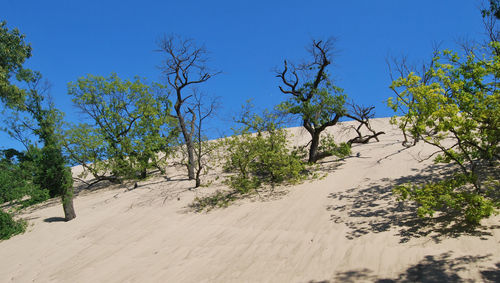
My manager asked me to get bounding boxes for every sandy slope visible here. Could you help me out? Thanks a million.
[0,118,499,282]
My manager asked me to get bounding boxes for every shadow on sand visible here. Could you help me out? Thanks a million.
[326,163,499,243]
[309,252,499,282]
[43,216,66,223]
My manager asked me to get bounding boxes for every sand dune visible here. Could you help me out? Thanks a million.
[1,118,499,282]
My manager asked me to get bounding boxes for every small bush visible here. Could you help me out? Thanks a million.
[0,210,26,240]
[224,127,308,193]
[192,105,315,212]
[318,133,351,159]
[227,175,261,194]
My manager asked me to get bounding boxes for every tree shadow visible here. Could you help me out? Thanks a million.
[43,216,66,223]
[73,178,116,196]
[73,172,193,197]
[375,252,493,282]
[327,163,498,243]
[334,268,377,282]
[480,262,500,282]
[315,157,348,174]
[310,252,497,282]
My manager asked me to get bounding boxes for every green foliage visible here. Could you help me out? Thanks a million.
[0,210,26,240]
[64,124,108,178]
[388,42,500,224]
[389,46,500,166]
[2,74,75,216]
[0,148,49,207]
[0,21,33,108]
[393,174,496,224]
[0,150,33,203]
[482,0,500,19]
[22,84,74,200]
[66,73,177,181]
[223,106,308,193]
[318,133,352,159]
[34,140,73,198]
[31,90,76,220]
[277,80,346,129]
[192,105,312,211]
[1,21,75,221]
[225,175,261,194]
[277,39,349,163]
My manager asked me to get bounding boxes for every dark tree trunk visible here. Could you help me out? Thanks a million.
[62,188,76,221]
[140,169,147,179]
[195,172,201,188]
[185,140,195,180]
[194,143,202,188]
[347,131,385,145]
[308,131,321,163]
[175,97,195,180]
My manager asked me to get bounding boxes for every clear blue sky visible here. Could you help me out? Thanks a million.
[1,0,489,150]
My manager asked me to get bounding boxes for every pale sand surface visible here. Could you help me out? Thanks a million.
[1,118,499,282]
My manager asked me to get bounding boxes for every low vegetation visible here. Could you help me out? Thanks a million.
[0,210,26,240]
[190,102,354,211]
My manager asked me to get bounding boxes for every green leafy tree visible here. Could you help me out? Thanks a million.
[0,21,32,107]
[1,21,75,221]
[24,78,76,220]
[388,42,500,224]
[66,73,177,184]
[277,39,348,163]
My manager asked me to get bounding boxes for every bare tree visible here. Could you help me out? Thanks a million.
[157,35,220,180]
[345,103,385,145]
[481,1,500,57]
[192,91,219,187]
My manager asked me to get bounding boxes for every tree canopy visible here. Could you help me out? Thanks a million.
[0,21,33,108]
[388,41,500,224]
[66,73,177,183]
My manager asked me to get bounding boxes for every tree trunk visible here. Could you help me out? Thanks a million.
[175,99,195,180]
[62,188,76,221]
[140,169,147,179]
[195,150,202,188]
[308,131,320,163]
[186,140,195,180]
[195,173,201,188]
